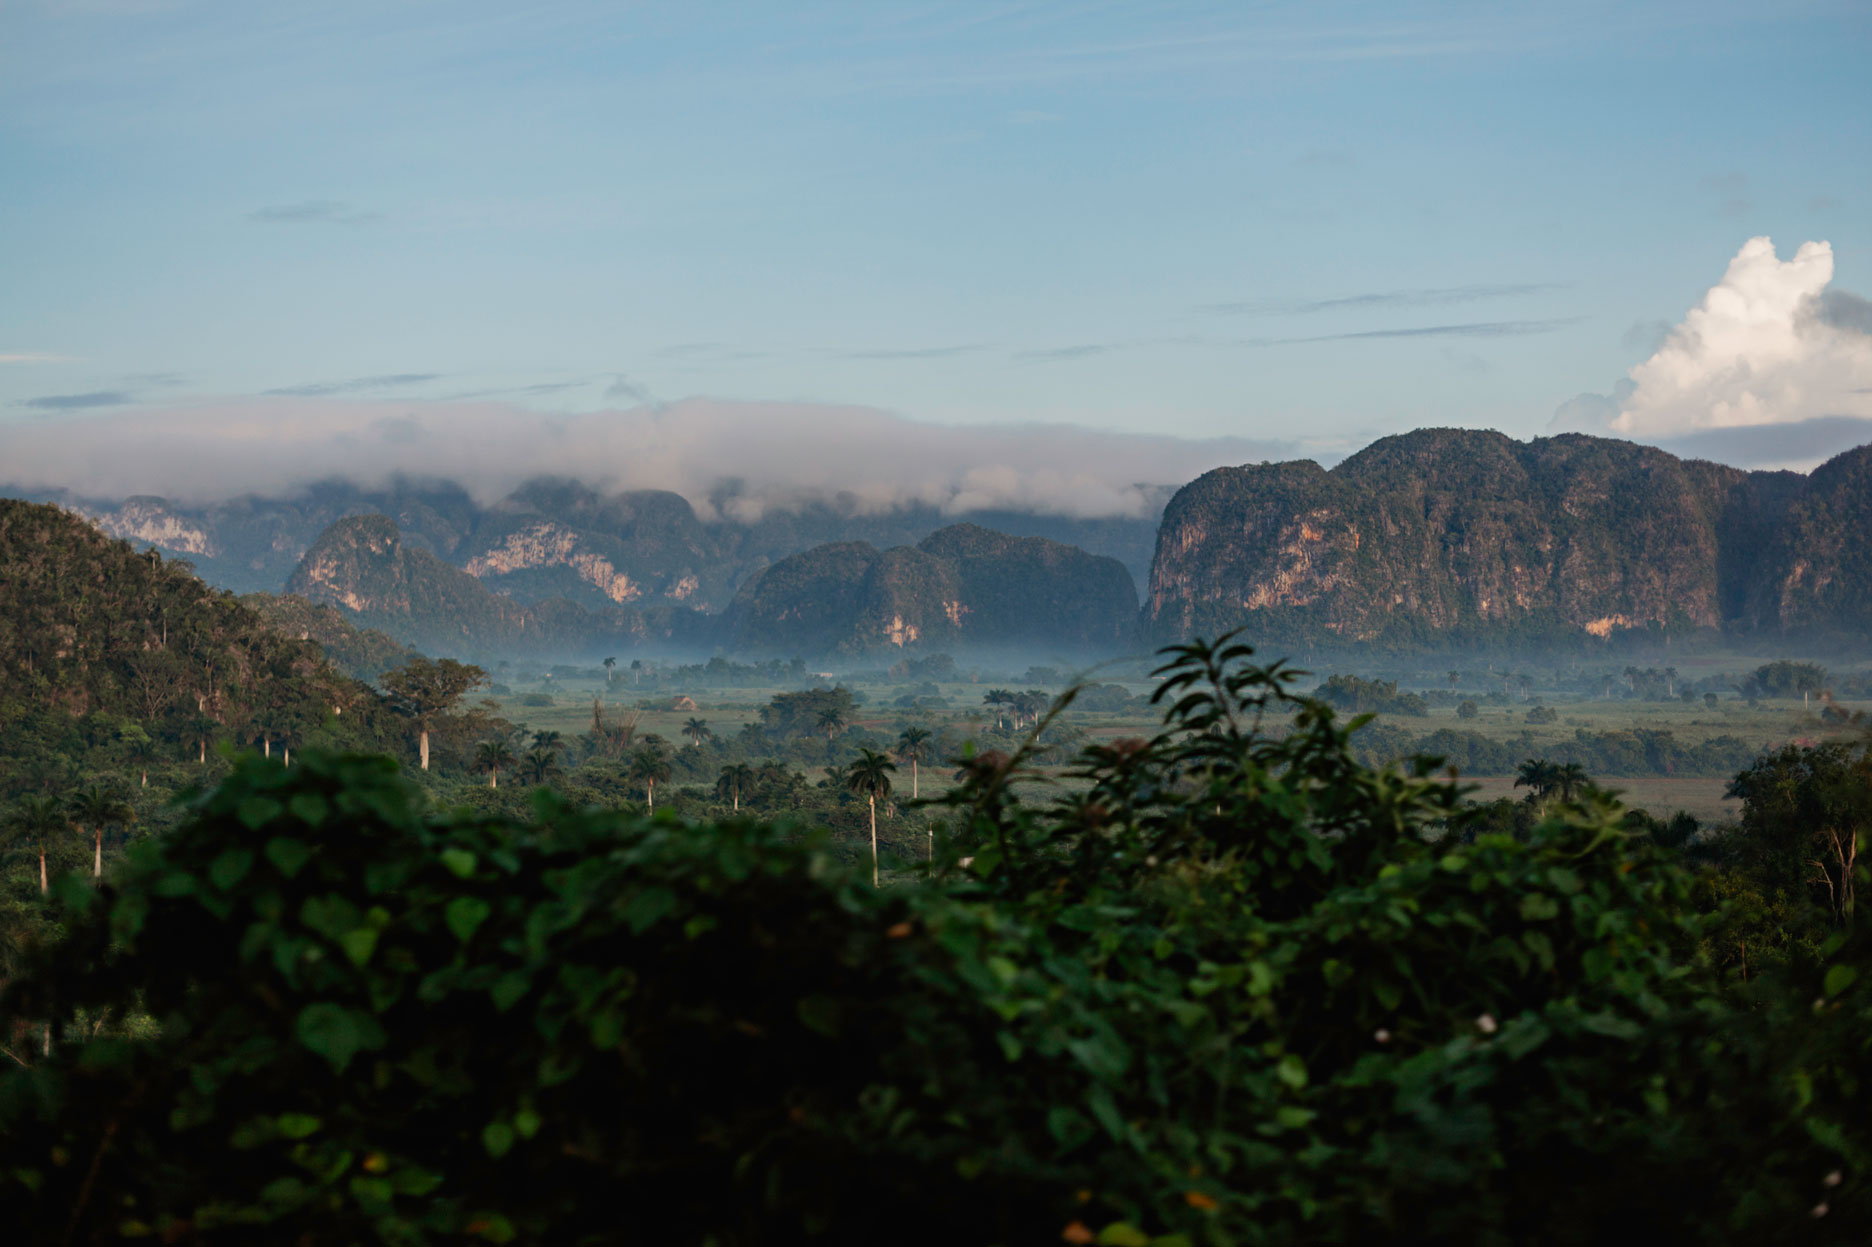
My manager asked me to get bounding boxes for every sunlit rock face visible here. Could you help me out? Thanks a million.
[1146,429,1872,650]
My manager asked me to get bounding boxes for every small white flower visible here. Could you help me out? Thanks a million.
[1823,1170,1842,1188]
[1373,1029,1392,1044]
[1475,1013,1498,1035]
[1812,1202,1829,1218]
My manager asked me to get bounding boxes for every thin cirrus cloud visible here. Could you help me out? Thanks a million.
[835,345,987,361]
[262,373,441,397]
[1274,318,1583,344]
[1,352,78,364]
[19,390,134,410]
[1198,282,1561,317]
[246,200,382,225]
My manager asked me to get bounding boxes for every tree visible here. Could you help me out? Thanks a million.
[815,707,846,743]
[845,748,897,888]
[1552,762,1590,803]
[603,656,617,685]
[68,784,133,878]
[474,740,516,790]
[628,745,672,811]
[716,763,753,813]
[531,729,564,756]
[682,718,713,749]
[1515,758,1559,802]
[4,794,66,894]
[983,689,1013,729]
[380,657,488,771]
[1457,699,1479,720]
[895,726,932,801]
[521,747,563,787]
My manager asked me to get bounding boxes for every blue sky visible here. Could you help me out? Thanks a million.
[2,0,1869,500]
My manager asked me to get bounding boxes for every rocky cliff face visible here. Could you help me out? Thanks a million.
[729,523,1137,656]
[283,515,703,659]
[1146,430,1872,650]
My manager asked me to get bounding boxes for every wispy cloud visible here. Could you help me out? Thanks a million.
[262,372,439,397]
[19,390,134,410]
[1,353,77,364]
[1273,318,1581,343]
[1013,343,1120,363]
[1199,283,1560,317]
[837,344,986,360]
[247,200,382,225]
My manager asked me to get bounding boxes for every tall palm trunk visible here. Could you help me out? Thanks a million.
[489,769,497,789]
[93,826,102,878]
[869,794,879,888]
[911,759,919,800]
[419,728,430,771]
[647,780,655,811]
[39,846,48,895]
[263,735,270,759]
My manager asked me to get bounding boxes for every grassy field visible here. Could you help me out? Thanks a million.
[477,665,1868,828]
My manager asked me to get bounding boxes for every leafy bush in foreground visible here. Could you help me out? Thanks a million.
[0,637,1866,1245]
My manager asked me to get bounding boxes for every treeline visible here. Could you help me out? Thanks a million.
[1355,721,1765,777]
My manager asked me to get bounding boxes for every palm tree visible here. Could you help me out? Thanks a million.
[532,729,564,755]
[1448,670,1460,693]
[628,746,672,811]
[6,795,67,894]
[521,746,563,787]
[845,748,898,888]
[604,656,617,685]
[1514,758,1559,801]
[1553,762,1590,802]
[895,726,932,801]
[815,707,846,742]
[474,740,515,789]
[716,763,753,813]
[983,689,1013,729]
[68,784,133,878]
[682,717,713,748]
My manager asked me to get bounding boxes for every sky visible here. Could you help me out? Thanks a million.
[2,0,1870,509]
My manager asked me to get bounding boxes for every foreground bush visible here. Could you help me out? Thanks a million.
[1,637,1865,1244]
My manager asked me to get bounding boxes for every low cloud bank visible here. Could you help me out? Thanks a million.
[0,397,1299,519]
[1554,237,1872,466]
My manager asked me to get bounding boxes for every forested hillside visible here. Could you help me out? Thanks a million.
[728,522,1138,656]
[1146,430,1872,651]
[0,499,401,794]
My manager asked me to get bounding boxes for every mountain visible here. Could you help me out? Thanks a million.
[241,593,421,681]
[0,498,400,787]
[283,514,704,659]
[1145,429,1872,650]
[728,523,1138,656]
[13,477,1166,609]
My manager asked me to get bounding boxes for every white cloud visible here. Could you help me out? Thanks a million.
[1609,236,1872,438]
[0,353,76,364]
[0,396,1300,518]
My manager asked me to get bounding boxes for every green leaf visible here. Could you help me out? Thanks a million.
[1275,1053,1308,1090]
[1097,1224,1152,1247]
[274,1113,322,1139]
[1823,964,1857,997]
[339,927,378,967]
[623,886,676,934]
[239,796,284,830]
[1518,892,1559,921]
[440,848,478,879]
[288,792,328,827]
[295,1002,386,1072]
[265,837,315,878]
[512,1108,543,1140]
[482,1121,515,1157]
[489,971,530,1012]
[209,847,255,892]
[446,896,491,945]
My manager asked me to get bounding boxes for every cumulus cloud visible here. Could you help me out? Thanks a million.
[1607,237,1872,439]
[0,397,1302,519]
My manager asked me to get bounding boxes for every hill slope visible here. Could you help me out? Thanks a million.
[729,523,1138,656]
[1145,430,1872,650]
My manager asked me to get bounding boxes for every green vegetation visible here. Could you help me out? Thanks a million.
[0,634,1868,1242]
